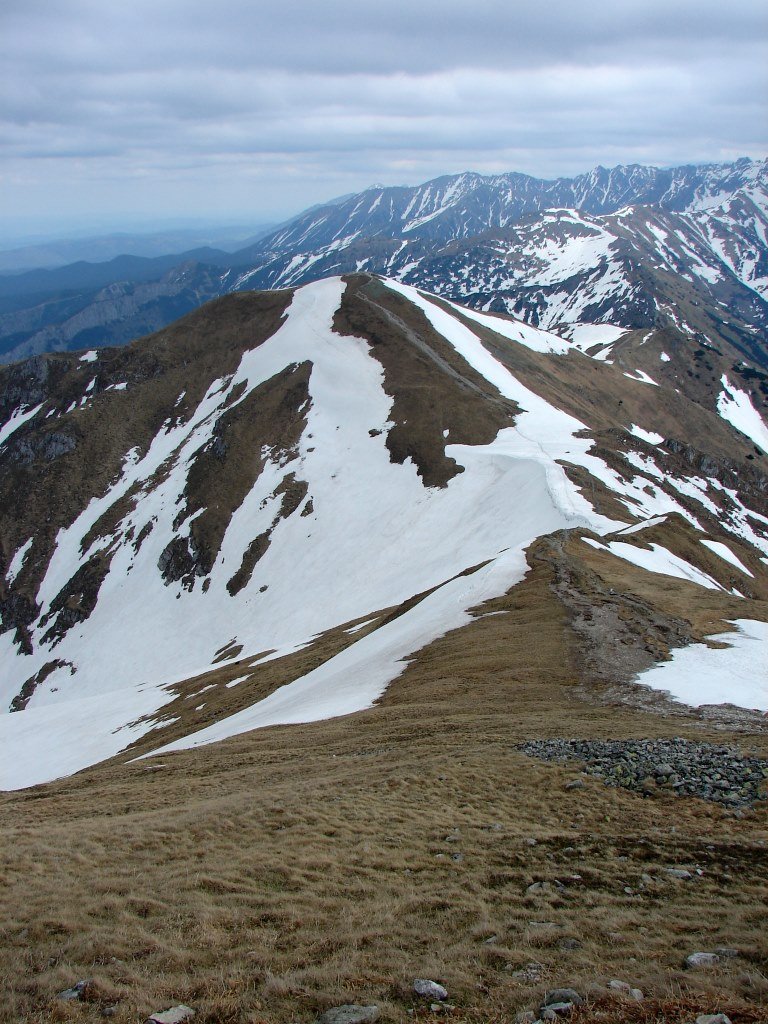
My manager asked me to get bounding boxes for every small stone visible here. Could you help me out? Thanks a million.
[695,1016,733,1024]
[564,779,584,791]
[101,1008,118,1019]
[607,980,630,994]
[685,952,720,969]
[629,989,644,1001]
[57,980,91,1001]
[557,938,582,951]
[526,881,551,894]
[414,980,448,1001]
[714,947,740,958]
[665,868,693,880]
[540,1004,573,1018]
[542,989,582,1007]
[316,1007,380,1024]
[514,1013,537,1024]
[147,1007,196,1024]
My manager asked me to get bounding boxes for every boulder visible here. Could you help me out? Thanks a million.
[316,1006,380,1024]
[146,1006,196,1024]
[685,952,720,969]
[542,989,583,1007]
[57,980,91,1001]
[413,979,448,1000]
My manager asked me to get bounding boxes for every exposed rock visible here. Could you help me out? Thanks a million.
[510,962,545,982]
[666,868,694,880]
[685,952,721,969]
[695,1015,733,1024]
[146,1007,195,1024]
[526,881,552,895]
[714,947,740,958]
[316,1006,380,1024]
[540,1003,575,1018]
[57,979,91,1001]
[607,980,631,994]
[518,738,768,806]
[542,989,583,1007]
[609,983,644,1001]
[146,1008,195,1024]
[413,979,448,1000]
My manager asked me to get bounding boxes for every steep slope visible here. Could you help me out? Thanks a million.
[1,275,766,790]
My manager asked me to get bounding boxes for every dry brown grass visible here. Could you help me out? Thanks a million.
[1,555,767,1024]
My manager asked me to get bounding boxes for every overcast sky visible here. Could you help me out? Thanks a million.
[2,0,766,238]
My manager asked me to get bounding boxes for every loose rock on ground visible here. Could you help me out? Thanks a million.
[316,1006,380,1024]
[518,738,768,805]
[146,1007,196,1024]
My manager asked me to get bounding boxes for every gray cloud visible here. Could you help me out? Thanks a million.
[1,0,766,232]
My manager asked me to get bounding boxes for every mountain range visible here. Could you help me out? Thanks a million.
[1,271,766,789]
[2,164,768,1022]
[1,159,766,387]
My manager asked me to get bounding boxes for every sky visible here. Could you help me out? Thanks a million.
[1,0,767,240]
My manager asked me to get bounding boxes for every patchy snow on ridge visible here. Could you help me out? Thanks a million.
[5,537,33,585]
[582,537,724,592]
[144,545,534,759]
[716,375,768,453]
[701,539,754,577]
[634,619,768,711]
[0,277,596,789]
[3,273,768,789]
[623,369,659,386]
[0,403,44,447]
[629,424,664,445]
[444,301,572,355]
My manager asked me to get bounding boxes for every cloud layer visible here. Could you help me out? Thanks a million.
[1,0,766,232]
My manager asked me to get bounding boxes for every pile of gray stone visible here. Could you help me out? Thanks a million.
[517,738,768,806]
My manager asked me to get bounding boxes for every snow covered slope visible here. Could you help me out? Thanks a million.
[1,275,767,789]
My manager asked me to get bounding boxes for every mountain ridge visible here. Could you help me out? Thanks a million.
[1,274,766,791]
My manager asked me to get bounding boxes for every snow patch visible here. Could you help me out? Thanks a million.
[716,375,768,453]
[634,619,768,711]
[700,539,754,577]
[5,538,33,585]
[629,425,664,445]
[583,538,724,591]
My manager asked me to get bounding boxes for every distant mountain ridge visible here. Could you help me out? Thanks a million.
[245,157,768,255]
[0,157,766,378]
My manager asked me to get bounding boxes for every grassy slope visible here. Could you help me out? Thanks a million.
[2,548,767,1024]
